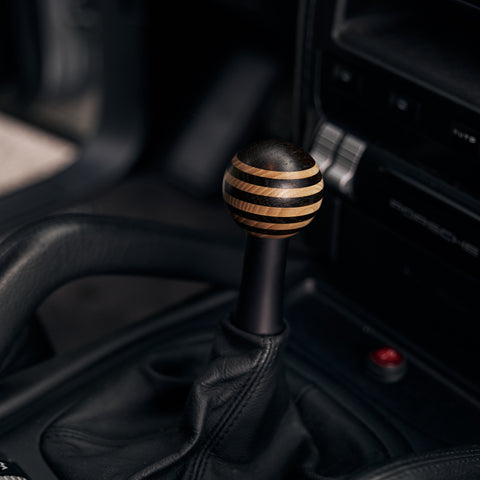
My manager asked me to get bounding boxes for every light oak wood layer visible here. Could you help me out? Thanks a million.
[224,171,324,198]
[223,192,323,218]
[232,156,320,180]
[232,214,314,231]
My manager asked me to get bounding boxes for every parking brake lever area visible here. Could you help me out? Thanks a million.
[222,139,324,334]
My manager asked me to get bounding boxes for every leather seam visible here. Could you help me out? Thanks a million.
[190,336,277,480]
[381,457,480,480]
[362,450,480,479]
[212,338,279,450]
[192,336,274,480]
[43,425,180,447]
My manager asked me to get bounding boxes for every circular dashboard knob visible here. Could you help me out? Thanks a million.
[222,140,324,238]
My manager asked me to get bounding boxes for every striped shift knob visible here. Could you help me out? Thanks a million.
[222,140,324,238]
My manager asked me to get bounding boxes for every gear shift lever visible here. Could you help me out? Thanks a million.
[223,140,324,334]
[42,140,327,480]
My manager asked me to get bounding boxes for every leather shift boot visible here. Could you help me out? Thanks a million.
[42,318,320,479]
[46,315,444,479]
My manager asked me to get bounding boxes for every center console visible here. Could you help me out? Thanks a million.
[295,0,480,395]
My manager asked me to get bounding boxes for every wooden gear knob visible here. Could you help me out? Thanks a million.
[222,140,324,238]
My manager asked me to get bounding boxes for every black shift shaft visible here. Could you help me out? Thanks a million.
[235,236,288,335]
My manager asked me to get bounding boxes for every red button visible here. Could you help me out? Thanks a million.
[370,347,404,368]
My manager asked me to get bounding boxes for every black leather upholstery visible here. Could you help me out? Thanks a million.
[0,214,244,373]
[41,318,400,479]
[351,446,480,480]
